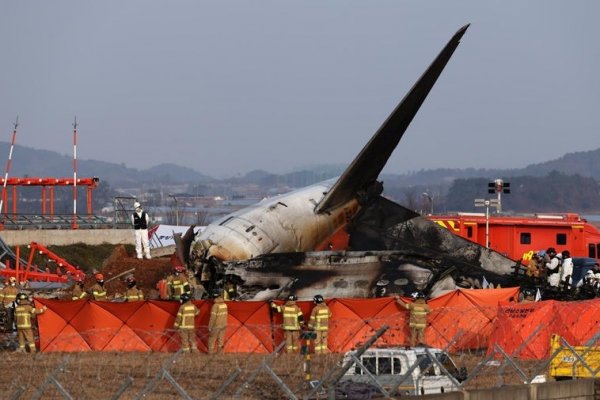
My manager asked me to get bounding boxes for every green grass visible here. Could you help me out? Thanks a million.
[13,243,135,274]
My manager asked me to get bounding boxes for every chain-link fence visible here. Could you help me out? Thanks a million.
[2,319,600,399]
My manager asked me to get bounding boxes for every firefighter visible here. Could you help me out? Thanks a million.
[124,276,144,302]
[14,292,46,353]
[173,292,199,353]
[71,277,87,300]
[223,276,238,301]
[167,265,191,301]
[91,273,108,301]
[1,277,19,331]
[271,294,304,353]
[308,294,331,354]
[208,289,228,354]
[396,292,431,348]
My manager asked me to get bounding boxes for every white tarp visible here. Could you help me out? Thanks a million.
[149,225,204,248]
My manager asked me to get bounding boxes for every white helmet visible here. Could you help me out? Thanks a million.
[595,273,600,280]
[134,201,141,209]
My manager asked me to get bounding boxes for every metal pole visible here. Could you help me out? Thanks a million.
[72,117,78,229]
[485,200,490,249]
[0,117,18,217]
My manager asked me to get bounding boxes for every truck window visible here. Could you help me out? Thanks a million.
[556,233,567,245]
[393,357,402,375]
[466,226,473,238]
[520,232,531,245]
[589,244,597,259]
[359,357,377,375]
[435,352,459,375]
[379,357,392,375]
[416,355,436,376]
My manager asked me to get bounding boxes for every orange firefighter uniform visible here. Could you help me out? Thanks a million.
[15,294,46,353]
[174,295,199,352]
[71,283,87,300]
[396,295,431,347]
[1,278,19,330]
[167,271,190,301]
[125,287,144,302]
[91,283,107,301]
[272,296,304,353]
[308,302,331,354]
[208,294,228,353]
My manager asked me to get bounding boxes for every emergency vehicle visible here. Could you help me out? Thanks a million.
[428,213,600,263]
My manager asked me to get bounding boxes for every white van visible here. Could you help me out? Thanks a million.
[340,346,466,396]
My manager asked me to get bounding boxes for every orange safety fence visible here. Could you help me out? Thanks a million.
[34,287,525,353]
[488,297,600,360]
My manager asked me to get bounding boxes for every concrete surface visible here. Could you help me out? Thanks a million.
[0,229,134,246]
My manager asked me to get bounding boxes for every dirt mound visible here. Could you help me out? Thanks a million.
[97,246,172,300]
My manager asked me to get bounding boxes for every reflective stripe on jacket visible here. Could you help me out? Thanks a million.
[1,286,18,306]
[15,304,44,329]
[71,285,87,300]
[282,303,303,331]
[91,283,107,301]
[408,303,430,328]
[208,298,228,330]
[125,287,144,302]
[174,303,199,329]
[309,303,330,331]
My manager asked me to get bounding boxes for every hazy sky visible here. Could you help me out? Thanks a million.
[1,1,598,178]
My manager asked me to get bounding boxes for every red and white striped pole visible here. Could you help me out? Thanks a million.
[0,117,19,218]
[72,117,78,229]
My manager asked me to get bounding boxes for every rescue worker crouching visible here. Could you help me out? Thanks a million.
[271,294,304,353]
[91,273,108,301]
[308,294,331,354]
[174,292,199,353]
[15,292,46,353]
[124,276,144,302]
[0,277,19,331]
[395,292,431,348]
[167,265,191,301]
[208,289,228,354]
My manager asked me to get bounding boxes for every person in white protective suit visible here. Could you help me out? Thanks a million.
[546,248,561,288]
[559,250,573,290]
[131,201,152,260]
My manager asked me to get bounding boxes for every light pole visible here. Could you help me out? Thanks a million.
[422,192,433,215]
[168,193,179,226]
[475,198,499,248]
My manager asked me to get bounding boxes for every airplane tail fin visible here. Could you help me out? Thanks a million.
[316,24,469,213]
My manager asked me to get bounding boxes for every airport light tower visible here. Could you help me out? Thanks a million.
[488,178,510,213]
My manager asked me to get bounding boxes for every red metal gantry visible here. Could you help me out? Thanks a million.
[0,241,85,284]
[0,176,99,227]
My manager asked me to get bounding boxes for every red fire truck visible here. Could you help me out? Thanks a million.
[428,213,600,263]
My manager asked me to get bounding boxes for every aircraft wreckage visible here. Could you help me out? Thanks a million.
[176,24,526,300]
